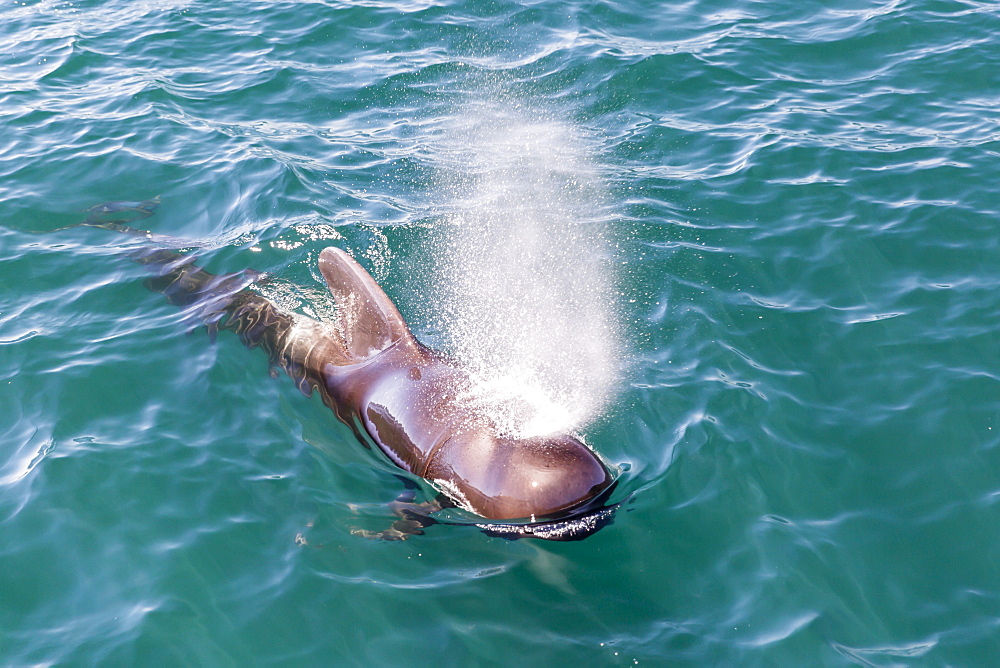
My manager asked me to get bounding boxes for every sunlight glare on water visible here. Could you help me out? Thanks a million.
[427,98,619,438]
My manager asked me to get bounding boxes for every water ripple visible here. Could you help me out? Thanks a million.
[2,0,1000,663]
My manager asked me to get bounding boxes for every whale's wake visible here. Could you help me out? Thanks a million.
[427,100,619,439]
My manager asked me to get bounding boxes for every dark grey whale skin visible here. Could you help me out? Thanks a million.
[100,215,617,540]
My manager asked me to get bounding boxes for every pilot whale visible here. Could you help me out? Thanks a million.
[80,200,618,540]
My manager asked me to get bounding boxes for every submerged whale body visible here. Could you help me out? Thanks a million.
[90,207,618,540]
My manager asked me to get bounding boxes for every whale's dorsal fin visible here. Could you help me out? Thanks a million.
[318,247,415,361]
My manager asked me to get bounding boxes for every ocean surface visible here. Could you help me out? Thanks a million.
[2,0,1000,664]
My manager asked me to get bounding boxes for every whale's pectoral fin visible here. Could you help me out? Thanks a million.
[38,196,162,234]
[351,487,445,541]
[318,247,416,361]
[84,195,161,225]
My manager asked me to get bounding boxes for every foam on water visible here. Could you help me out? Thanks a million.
[426,99,619,438]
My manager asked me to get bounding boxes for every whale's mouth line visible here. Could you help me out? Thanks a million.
[447,480,624,541]
[474,502,621,542]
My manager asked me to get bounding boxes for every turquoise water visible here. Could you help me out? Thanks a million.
[3,0,1000,664]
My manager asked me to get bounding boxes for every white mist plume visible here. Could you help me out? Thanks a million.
[427,100,619,438]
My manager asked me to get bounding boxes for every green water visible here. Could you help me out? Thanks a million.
[2,0,1000,664]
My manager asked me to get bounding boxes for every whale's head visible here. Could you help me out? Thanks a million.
[425,431,618,540]
[316,246,619,539]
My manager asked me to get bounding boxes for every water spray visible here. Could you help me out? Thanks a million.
[426,100,619,438]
